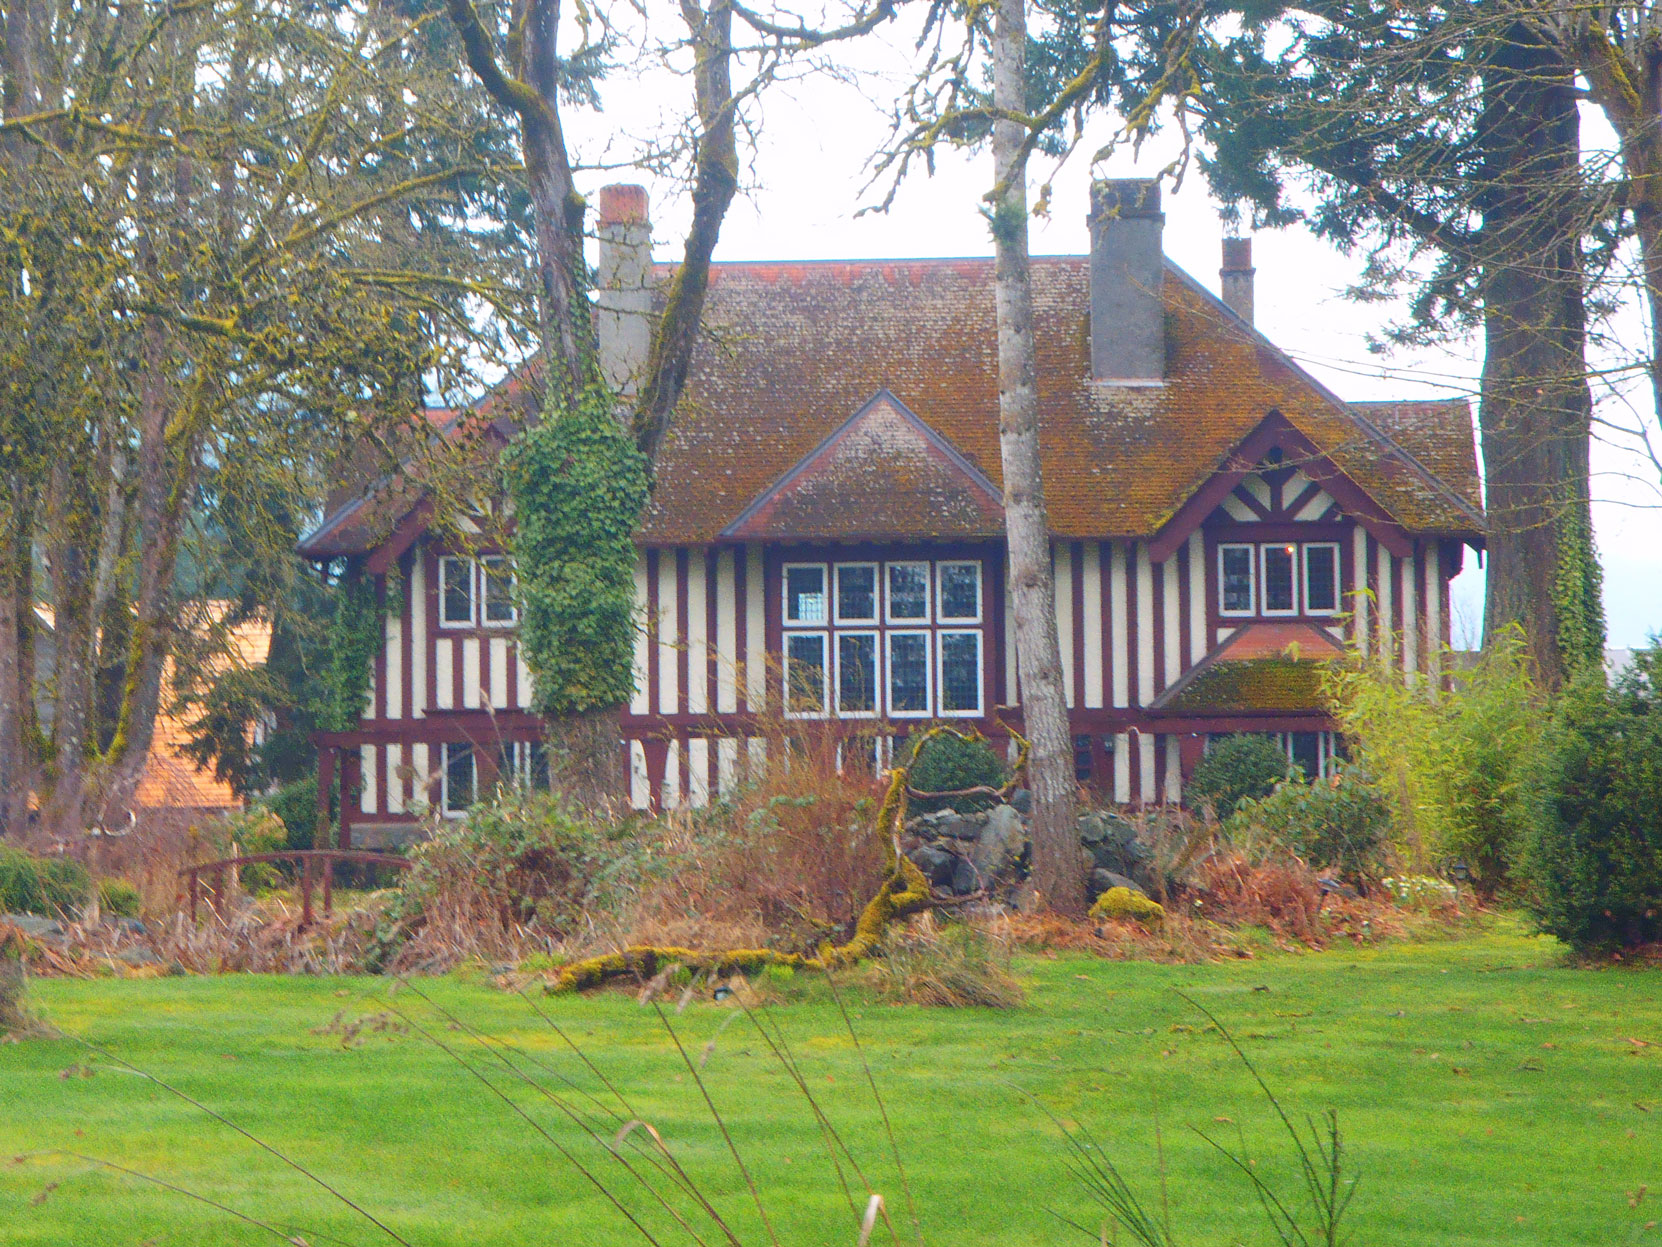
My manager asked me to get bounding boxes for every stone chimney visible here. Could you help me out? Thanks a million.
[1087,179,1166,384]
[595,184,652,397]
[1220,236,1255,325]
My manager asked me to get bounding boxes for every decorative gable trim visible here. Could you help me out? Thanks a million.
[718,389,1004,542]
[1148,411,1414,562]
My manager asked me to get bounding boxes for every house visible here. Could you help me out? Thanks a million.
[300,180,1484,846]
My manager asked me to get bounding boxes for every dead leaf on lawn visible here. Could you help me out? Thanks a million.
[1630,1186,1649,1208]
[30,1182,57,1206]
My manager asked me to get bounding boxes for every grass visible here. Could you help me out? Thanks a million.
[2,918,1659,1246]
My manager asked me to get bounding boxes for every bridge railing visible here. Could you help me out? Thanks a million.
[179,850,409,926]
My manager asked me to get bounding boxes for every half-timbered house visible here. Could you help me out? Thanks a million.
[300,179,1484,846]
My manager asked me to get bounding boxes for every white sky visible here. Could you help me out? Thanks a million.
[566,21,1661,649]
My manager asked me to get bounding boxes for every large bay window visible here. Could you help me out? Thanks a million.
[782,558,986,719]
[1218,541,1341,619]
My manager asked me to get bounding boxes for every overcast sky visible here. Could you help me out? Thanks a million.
[566,19,1660,649]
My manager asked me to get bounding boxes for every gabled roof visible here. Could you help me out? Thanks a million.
[1150,622,1344,715]
[720,390,1004,542]
[638,256,1483,547]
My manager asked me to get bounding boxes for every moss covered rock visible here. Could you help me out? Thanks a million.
[1088,886,1165,925]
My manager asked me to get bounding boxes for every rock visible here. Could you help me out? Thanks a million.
[1090,869,1146,898]
[950,856,982,896]
[115,946,162,968]
[972,805,1025,879]
[907,844,959,889]
[1089,886,1165,925]
[1,914,63,941]
[114,918,147,936]
[906,810,957,836]
[1010,788,1033,815]
[934,813,984,841]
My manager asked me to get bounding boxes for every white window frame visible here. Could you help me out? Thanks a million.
[1218,543,1256,617]
[885,629,933,718]
[833,562,880,625]
[783,629,829,719]
[480,555,518,627]
[438,555,476,628]
[884,561,933,624]
[440,742,475,817]
[834,629,880,719]
[936,561,983,624]
[1259,543,1300,616]
[936,629,984,717]
[782,562,829,628]
[1301,542,1341,617]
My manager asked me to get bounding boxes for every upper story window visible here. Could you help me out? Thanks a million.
[1219,541,1341,619]
[782,558,985,720]
[438,554,518,629]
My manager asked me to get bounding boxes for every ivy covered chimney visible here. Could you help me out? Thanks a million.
[1087,179,1165,384]
[595,184,652,397]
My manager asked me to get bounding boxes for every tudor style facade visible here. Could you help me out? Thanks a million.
[301,180,1484,847]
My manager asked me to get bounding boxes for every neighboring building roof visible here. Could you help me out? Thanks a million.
[721,390,1005,542]
[1151,622,1344,715]
[135,611,273,811]
[639,256,1484,547]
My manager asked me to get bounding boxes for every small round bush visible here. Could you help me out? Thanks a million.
[261,776,318,851]
[905,733,1008,812]
[97,878,142,919]
[1185,734,1289,821]
[1225,768,1390,878]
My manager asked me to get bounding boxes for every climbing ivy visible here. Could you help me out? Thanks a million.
[503,384,650,716]
[1553,500,1606,680]
[321,572,383,732]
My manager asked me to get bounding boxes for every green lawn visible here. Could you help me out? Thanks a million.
[2,922,1660,1246]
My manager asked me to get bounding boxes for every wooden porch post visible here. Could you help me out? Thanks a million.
[316,747,336,851]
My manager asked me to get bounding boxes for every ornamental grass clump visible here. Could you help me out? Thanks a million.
[875,912,1025,1008]
[0,846,91,918]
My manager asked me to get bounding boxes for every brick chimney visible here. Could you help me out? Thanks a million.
[595,184,652,397]
[1087,179,1166,384]
[1220,236,1255,325]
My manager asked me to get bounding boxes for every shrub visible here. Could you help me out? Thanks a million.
[210,806,290,893]
[402,791,663,939]
[97,878,142,919]
[1225,768,1390,878]
[1381,875,1458,911]
[1323,630,1544,890]
[261,776,319,851]
[1521,650,1662,953]
[905,731,1008,812]
[1184,734,1288,821]
[0,847,91,917]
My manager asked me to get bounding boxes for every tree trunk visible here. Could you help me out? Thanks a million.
[991,0,1082,916]
[543,705,626,810]
[1476,23,1603,687]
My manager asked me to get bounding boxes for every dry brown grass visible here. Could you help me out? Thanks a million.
[624,724,890,955]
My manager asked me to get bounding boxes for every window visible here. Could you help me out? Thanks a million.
[1220,545,1255,615]
[785,558,986,719]
[938,631,982,716]
[886,562,930,623]
[937,562,982,622]
[836,632,879,716]
[784,564,828,625]
[785,631,828,717]
[1303,543,1340,615]
[1218,542,1344,619]
[887,631,931,716]
[1261,544,1298,614]
[481,556,517,625]
[440,556,474,627]
[500,740,549,792]
[1074,734,1094,783]
[441,742,475,816]
[835,564,878,624]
